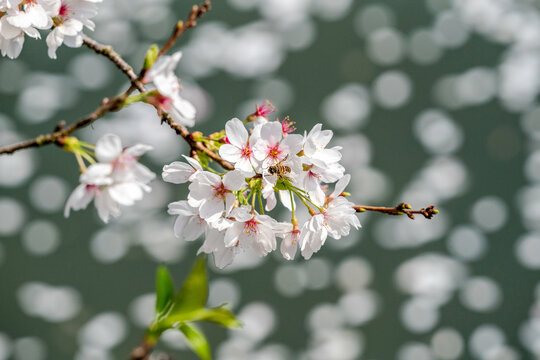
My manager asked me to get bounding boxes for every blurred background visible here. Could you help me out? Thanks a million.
[1,0,539,358]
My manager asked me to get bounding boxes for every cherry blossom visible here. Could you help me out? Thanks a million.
[46,0,103,59]
[162,155,202,184]
[275,221,300,260]
[224,206,278,257]
[145,51,197,126]
[64,133,155,223]
[219,118,258,176]
[187,170,245,221]
[299,175,360,259]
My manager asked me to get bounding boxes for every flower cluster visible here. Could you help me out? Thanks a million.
[0,0,102,59]
[64,133,155,223]
[163,106,360,268]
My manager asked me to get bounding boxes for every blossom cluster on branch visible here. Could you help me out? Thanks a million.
[164,107,361,268]
[0,0,101,59]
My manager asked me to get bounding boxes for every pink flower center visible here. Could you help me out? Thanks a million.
[266,144,282,160]
[213,182,228,200]
[112,153,135,170]
[59,2,73,17]
[244,218,259,234]
[241,144,253,159]
[86,184,100,195]
[254,101,275,117]
[281,116,296,135]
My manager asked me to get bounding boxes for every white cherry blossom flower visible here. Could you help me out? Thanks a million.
[6,0,55,31]
[224,206,277,257]
[253,121,303,169]
[275,222,300,260]
[188,170,245,221]
[299,175,360,259]
[64,134,155,223]
[303,123,343,166]
[198,226,236,269]
[145,51,196,126]
[162,155,202,184]
[219,118,258,176]
[46,0,103,59]
[168,200,206,241]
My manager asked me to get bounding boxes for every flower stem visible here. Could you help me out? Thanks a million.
[289,190,296,220]
[258,192,264,215]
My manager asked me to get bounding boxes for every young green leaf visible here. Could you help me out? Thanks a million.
[172,256,208,314]
[155,265,175,315]
[179,323,211,360]
[159,305,242,329]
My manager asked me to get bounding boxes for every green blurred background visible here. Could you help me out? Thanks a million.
[1,0,539,359]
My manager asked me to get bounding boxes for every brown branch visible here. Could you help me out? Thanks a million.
[129,339,154,360]
[82,34,145,93]
[158,0,211,57]
[160,114,234,170]
[353,203,439,220]
[0,96,128,155]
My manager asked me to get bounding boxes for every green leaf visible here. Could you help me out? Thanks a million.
[179,323,211,360]
[172,256,208,314]
[195,306,242,328]
[155,265,175,315]
[161,305,242,329]
[144,44,160,70]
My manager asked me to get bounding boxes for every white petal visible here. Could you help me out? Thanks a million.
[96,133,122,163]
[167,200,197,216]
[173,214,189,238]
[183,216,205,241]
[280,235,297,260]
[265,192,276,212]
[330,174,350,200]
[46,29,62,59]
[219,144,242,163]
[224,224,242,247]
[225,192,236,216]
[260,121,282,144]
[125,144,153,157]
[183,155,203,171]
[199,198,223,220]
[279,190,295,212]
[80,163,113,185]
[162,161,194,184]
[64,184,94,217]
[225,118,248,147]
[223,170,245,191]
[108,182,143,206]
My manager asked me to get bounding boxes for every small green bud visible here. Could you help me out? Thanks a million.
[143,44,160,70]
[249,177,262,191]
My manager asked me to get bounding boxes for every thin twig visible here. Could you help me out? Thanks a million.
[82,34,145,92]
[353,203,439,220]
[158,1,211,57]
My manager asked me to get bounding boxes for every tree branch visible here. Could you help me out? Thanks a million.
[158,0,211,57]
[353,203,439,220]
[82,34,144,92]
